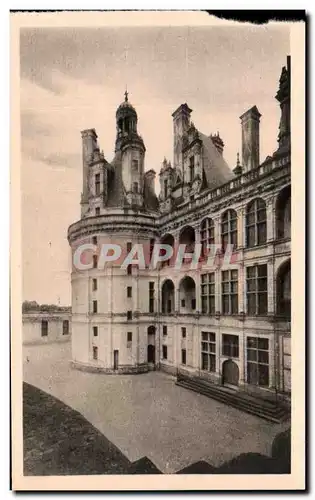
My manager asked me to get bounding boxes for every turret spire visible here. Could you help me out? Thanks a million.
[124,88,128,102]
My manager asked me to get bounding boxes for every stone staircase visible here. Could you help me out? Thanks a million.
[176,374,290,423]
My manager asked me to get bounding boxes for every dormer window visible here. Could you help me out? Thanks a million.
[189,156,195,182]
[95,173,100,196]
[164,180,168,198]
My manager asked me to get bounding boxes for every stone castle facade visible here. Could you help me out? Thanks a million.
[68,57,291,400]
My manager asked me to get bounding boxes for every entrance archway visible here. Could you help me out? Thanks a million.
[222,359,239,386]
[147,325,156,365]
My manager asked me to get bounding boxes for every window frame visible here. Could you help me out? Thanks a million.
[221,209,238,251]
[221,269,238,315]
[246,264,268,316]
[201,272,216,315]
[246,198,267,248]
[200,218,215,258]
[201,331,216,372]
[222,333,239,358]
[246,336,269,386]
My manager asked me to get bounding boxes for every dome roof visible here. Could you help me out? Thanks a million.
[116,91,137,119]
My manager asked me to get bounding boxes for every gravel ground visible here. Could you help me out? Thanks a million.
[23,342,289,474]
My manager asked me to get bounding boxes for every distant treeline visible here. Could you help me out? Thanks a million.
[22,301,71,313]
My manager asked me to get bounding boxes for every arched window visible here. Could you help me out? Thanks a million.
[246,198,267,247]
[179,226,195,262]
[160,234,175,267]
[221,210,237,251]
[200,218,215,257]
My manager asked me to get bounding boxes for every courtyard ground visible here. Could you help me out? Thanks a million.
[23,342,290,474]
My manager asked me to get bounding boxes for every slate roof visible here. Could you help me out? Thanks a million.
[106,152,159,212]
[106,152,126,208]
[199,132,234,190]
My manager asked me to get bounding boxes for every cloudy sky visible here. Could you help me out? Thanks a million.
[20,24,290,305]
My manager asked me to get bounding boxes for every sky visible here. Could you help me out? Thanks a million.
[20,24,290,305]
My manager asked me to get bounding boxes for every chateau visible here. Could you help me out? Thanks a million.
[68,57,291,401]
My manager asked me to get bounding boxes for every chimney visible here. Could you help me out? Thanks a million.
[172,103,192,169]
[211,132,224,155]
[240,106,261,172]
[144,169,156,193]
[275,55,291,149]
[81,129,98,213]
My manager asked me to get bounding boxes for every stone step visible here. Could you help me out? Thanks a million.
[182,377,286,413]
[176,377,289,423]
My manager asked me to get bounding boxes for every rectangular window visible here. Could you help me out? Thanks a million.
[127,264,132,275]
[181,349,187,365]
[127,286,132,298]
[189,156,195,182]
[93,300,98,313]
[191,298,196,310]
[127,311,132,320]
[95,173,100,196]
[221,269,238,315]
[127,242,132,253]
[201,332,216,372]
[93,254,98,269]
[181,327,186,338]
[201,273,215,315]
[127,331,132,342]
[93,346,98,360]
[246,264,268,315]
[62,320,69,335]
[149,281,155,313]
[95,207,100,216]
[93,326,98,337]
[181,299,185,307]
[132,159,139,171]
[92,278,97,291]
[162,345,168,360]
[133,182,139,193]
[92,236,97,245]
[163,325,167,336]
[247,337,269,386]
[41,320,48,337]
[164,179,168,198]
[222,334,239,358]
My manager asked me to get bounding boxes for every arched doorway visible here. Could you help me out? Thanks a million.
[222,359,239,386]
[179,226,196,263]
[148,344,155,364]
[160,234,175,267]
[147,325,156,365]
[179,276,196,313]
[161,279,175,314]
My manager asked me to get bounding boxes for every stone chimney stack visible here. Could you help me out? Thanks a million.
[210,132,224,155]
[240,106,261,172]
[144,169,156,193]
[275,55,291,149]
[81,128,98,216]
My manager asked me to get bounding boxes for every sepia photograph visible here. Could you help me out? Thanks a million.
[11,11,305,491]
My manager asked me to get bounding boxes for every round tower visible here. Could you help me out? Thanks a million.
[68,93,159,374]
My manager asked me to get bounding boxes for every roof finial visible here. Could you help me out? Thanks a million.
[236,152,240,166]
[124,87,128,102]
